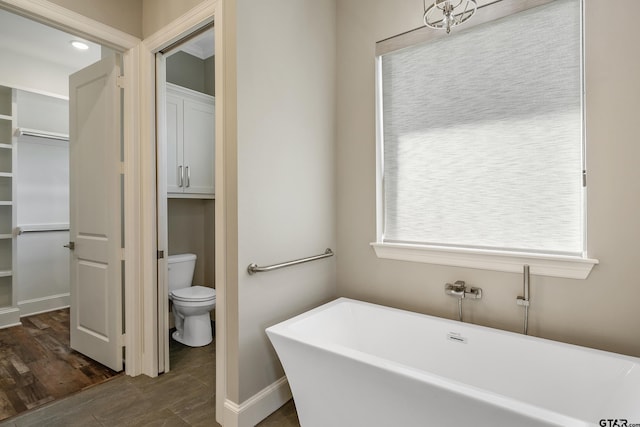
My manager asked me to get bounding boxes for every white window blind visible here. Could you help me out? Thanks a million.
[379,0,583,256]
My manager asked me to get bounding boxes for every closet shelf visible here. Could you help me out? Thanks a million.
[0,172,12,178]
[0,201,12,206]
[0,270,11,278]
[0,234,11,239]
[0,114,11,121]
[0,143,11,149]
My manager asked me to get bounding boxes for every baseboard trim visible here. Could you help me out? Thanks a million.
[18,293,70,317]
[0,306,21,329]
[223,376,292,427]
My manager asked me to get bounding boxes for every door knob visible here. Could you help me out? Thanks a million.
[64,242,75,250]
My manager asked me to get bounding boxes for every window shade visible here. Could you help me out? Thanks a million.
[380,0,583,256]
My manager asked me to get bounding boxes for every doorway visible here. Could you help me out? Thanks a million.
[1,1,227,420]
[0,6,128,420]
[156,26,216,374]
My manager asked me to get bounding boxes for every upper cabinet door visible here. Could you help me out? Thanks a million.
[183,97,214,195]
[166,92,184,194]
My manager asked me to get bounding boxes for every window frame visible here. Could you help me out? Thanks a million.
[372,0,598,279]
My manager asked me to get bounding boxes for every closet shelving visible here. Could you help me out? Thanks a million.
[0,85,17,320]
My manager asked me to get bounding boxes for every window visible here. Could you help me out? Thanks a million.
[373,0,597,278]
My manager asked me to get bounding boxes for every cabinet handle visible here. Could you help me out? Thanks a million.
[178,165,183,187]
[186,166,191,188]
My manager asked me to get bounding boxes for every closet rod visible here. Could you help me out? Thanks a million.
[16,224,70,234]
[15,128,69,141]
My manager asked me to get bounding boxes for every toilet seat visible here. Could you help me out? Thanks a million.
[171,285,216,302]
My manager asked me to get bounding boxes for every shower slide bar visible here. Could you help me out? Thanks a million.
[15,128,69,141]
[16,224,70,235]
[247,248,334,275]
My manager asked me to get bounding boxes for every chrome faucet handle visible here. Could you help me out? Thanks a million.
[465,286,482,300]
[445,281,482,300]
[445,281,467,298]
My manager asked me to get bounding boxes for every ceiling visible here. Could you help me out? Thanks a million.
[0,8,214,71]
[175,29,215,60]
[0,8,101,71]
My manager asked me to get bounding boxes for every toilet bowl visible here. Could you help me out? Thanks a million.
[168,254,216,347]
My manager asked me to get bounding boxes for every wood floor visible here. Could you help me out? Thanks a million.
[1,319,300,426]
[0,309,120,422]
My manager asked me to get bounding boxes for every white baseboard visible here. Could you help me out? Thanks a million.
[0,306,21,329]
[223,376,292,427]
[18,293,70,317]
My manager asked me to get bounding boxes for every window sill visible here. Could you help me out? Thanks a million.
[370,242,598,280]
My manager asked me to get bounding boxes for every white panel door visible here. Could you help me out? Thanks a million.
[183,98,214,194]
[166,93,184,193]
[68,55,123,372]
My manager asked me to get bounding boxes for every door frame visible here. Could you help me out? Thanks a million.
[141,2,229,425]
[0,4,234,422]
[0,0,144,376]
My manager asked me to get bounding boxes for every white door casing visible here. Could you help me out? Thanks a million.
[155,52,169,374]
[69,54,123,372]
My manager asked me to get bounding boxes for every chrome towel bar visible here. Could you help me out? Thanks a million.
[248,248,334,275]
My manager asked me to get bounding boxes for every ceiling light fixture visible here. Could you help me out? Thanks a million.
[70,40,89,50]
[423,0,477,34]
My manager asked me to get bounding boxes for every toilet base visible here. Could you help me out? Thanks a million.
[171,312,213,347]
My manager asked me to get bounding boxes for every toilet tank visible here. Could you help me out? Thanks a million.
[167,253,197,293]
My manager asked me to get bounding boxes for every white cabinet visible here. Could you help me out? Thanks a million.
[166,83,215,198]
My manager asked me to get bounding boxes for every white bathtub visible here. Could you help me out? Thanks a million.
[266,298,640,427]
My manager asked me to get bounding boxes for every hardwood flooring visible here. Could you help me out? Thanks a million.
[0,309,120,422]
[1,324,300,426]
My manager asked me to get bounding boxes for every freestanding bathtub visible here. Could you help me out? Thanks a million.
[266,298,640,427]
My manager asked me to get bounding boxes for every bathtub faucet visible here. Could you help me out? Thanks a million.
[445,281,482,322]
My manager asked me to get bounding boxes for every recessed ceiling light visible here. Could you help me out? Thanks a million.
[70,40,89,51]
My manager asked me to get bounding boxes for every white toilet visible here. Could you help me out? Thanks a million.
[168,253,216,347]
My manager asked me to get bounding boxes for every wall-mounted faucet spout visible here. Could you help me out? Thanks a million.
[445,280,482,322]
[516,265,530,335]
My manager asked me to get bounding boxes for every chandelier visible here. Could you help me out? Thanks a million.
[423,0,478,34]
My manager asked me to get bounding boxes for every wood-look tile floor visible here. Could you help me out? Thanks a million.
[0,309,120,422]
[1,324,301,426]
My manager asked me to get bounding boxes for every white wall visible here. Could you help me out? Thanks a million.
[234,0,337,408]
[335,0,640,358]
[15,91,70,316]
[16,136,70,315]
[0,49,74,98]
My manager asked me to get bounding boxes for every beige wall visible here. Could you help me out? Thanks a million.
[166,51,215,96]
[204,56,215,96]
[167,198,214,288]
[233,0,337,405]
[47,0,142,38]
[142,0,206,38]
[45,0,208,40]
[335,0,640,358]
[204,200,215,286]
